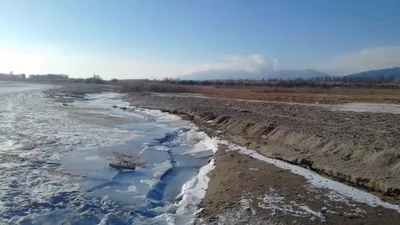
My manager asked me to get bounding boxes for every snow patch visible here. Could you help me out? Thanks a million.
[226,143,400,212]
[257,189,326,221]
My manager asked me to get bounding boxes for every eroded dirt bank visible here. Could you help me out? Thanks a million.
[127,93,400,202]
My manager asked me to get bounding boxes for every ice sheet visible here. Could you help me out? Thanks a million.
[1,89,218,224]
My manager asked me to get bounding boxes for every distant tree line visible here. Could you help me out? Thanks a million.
[82,74,105,84]
[0,72,27,81]
[0,73,113,84]
[29,74,69,82]
[308,75,398,83]
[1,71,399,89]
[160,75,400,89]
[0,73,69,82]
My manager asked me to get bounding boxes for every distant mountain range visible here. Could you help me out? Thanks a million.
[180,69,330,80]
[180,67,400,81]
[344,67,400,81]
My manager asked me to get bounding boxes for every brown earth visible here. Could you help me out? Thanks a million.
[126,92,400,202]
[191,85,400,104]
[195,146,400,225]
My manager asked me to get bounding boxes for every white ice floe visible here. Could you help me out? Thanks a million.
[152,160,174,178]
[174,158,216,224]
[183,137,219,157]
[140,179,158,187]
[140,108,183,122]
[71,92,129,109]
[226,143,400,212]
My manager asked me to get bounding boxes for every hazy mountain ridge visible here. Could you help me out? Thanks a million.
[180,69,330,80]
[180,67,400,81]
[344,67,400,80]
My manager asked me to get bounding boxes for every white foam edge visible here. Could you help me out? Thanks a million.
[223,141,400,213]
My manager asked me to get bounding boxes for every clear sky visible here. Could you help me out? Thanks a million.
[0,0,399,79]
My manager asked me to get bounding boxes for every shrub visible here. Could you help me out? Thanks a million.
[119,80,190,93]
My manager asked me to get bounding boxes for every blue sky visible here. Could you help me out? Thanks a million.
[0,0,399,79]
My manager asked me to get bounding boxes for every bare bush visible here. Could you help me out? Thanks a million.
[119,80,191,93]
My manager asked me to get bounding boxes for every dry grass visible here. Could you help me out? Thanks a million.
[191,86,400,104]
[117,80,400,104]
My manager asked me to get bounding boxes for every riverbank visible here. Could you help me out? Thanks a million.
[125,92,400,223]
[44,85,400,224]
[127,92,400,198]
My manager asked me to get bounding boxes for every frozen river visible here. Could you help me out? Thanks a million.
[0,82,216,224]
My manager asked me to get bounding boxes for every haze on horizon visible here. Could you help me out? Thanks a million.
[0,0,399,80]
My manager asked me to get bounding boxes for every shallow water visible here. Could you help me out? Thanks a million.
[0,83,216,224]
